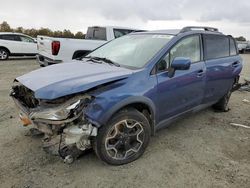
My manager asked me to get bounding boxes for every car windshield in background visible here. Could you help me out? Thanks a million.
[86,34,173,69]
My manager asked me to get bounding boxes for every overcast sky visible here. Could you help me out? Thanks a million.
[1,0,250,39]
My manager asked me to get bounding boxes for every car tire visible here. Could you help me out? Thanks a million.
[0,48,9,60]
[93,108,151,165]
[213,88,232,112]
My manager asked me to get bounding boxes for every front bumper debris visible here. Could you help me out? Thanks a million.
[10,83,98,163]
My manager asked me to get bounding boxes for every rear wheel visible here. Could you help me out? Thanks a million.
[93,108,151,165]
[0,48,9,60]
[213,88,232,112]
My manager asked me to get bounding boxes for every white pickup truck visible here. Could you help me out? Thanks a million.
[37,26,142,66]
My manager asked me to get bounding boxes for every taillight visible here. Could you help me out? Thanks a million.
[51,41,60,55]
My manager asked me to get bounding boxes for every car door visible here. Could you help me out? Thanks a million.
[0,34,22,53]
[19,35,37,54]
[156,35,206,123]
[202,34,237,104]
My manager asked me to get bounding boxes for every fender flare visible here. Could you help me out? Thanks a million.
[89,96,156,130]
[0,46,11,54]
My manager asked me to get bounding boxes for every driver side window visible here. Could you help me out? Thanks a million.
[157,35,201,72]
[20,36,35,43]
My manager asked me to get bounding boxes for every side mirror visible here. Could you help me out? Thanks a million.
[168,57,191,78]
[171,57,191,70]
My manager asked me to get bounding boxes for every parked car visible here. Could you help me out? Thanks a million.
[36,26,142,66]
[237,41,248,53]
[11,26,242,165]
[0,32,37,60]
[246,41,250,51]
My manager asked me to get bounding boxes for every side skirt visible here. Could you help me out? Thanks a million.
[155,102,215,131]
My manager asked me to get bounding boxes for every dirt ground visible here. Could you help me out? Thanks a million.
[0,55,249,188]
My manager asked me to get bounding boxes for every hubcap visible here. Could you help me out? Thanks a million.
[105,119,144,160]
[0,50,7,60]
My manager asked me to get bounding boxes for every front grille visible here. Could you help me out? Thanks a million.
[11,84,39,108]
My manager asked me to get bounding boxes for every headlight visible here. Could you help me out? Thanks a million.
[30,100,81,121]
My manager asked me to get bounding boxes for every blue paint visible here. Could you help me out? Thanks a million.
[15,30,243,131]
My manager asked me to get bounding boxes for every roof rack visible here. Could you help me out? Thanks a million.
[180,26,219,33]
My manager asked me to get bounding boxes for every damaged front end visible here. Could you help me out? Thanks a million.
[10,82,98,163]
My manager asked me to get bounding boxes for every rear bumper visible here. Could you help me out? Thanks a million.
[36,55,62,66]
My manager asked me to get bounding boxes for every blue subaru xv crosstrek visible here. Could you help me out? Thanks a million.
[11,26,242,165]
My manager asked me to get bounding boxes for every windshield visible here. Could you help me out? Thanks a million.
[87,34,173,69]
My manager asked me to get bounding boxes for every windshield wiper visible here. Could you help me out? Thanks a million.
[84,56,102,64]
[84,56,120,67]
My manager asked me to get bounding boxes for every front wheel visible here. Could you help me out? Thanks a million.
[93,108,151,165]
[0,48,9,60]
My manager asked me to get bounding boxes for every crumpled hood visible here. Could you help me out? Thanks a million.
[16,60,134,100]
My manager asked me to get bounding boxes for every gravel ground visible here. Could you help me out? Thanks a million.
[0,55,249,188]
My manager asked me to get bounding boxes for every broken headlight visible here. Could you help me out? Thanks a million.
[30,100,82,121]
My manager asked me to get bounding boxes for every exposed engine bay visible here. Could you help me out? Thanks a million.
[10,82,98,163]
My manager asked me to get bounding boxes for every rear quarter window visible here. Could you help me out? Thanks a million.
[204,34,229,60]
[229,37,237,56]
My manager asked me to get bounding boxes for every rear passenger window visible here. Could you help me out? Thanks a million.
[204,35,229,59]
[0,34,20,41]
[229,38,237,56]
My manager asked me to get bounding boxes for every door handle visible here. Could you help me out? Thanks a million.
[197,70,204,77]
[232,61,240,68]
